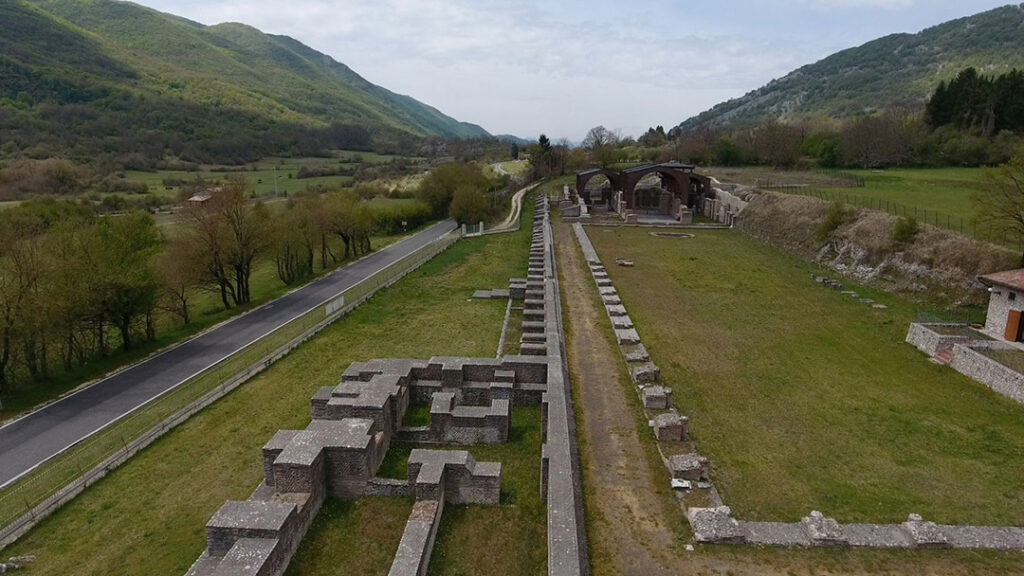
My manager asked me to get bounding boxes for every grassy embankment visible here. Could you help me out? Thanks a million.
[4,202,535,576]
[590,226,1024,526]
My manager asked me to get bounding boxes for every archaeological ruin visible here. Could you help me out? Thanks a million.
[184,197,588,576]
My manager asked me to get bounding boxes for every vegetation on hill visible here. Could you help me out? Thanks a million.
[0,0,487,167]
[677,4,1024,132]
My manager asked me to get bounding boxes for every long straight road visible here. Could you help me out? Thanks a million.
[0,219,457,488]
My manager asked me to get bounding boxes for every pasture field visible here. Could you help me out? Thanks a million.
[589,226,1024,526]
[3,203,533,576]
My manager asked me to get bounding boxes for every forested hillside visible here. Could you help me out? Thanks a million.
[0,0,487,166]
[678,4,1024,132]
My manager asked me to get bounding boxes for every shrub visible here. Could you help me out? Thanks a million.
[890,216,919,247]
[816,201,850,244]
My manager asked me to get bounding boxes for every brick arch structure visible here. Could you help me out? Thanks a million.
[576,168,623,208]
[576,162,712,214]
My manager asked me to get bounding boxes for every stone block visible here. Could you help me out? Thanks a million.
[668,453,708,480]
[653,412,688,442]
[388,499,443,576]
[611,315,634,330]
[615,328,640,345]
[624,345,650,363]
[642,385,672,409]
[520,342,547,356]
[206,500,297,556]
[605,304,627,317]
[631,362,660,383]
[801,511,847,546]
[687,507,746,544]
[901,514,952,548]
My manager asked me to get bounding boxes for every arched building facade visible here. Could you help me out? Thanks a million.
[575,162,712,217]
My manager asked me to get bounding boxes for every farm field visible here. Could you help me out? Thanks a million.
[589,226,1024,527]
[108,150,423,203]
[2,203,533,576]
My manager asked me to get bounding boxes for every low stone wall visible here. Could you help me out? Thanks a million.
[905,323,982,357]
[687,507,1024,549]
[949,341,1024,404]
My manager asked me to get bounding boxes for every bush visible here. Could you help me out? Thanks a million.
[816,201,850,244]
[890,217,919,247]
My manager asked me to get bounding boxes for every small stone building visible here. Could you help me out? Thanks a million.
[979,269,1024,341]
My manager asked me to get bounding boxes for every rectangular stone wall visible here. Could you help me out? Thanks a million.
[949,342,1024,404]
[905,323,982,357]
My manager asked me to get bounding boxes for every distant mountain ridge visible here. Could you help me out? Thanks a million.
[0,0,486,163]
[677,4,1024,132]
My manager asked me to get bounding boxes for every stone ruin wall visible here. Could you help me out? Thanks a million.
[184,197,589,576]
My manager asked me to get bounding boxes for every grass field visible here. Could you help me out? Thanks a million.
[113,150,415,202]
[707,166,994,228]
[589,226,1024,526]
[2,202,534,576]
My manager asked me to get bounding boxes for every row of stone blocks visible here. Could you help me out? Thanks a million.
[687,507,1024,549]
[570,223,711,490]
[517,196,555,357]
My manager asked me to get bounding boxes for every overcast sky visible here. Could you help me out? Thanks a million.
[135,0,1009,142]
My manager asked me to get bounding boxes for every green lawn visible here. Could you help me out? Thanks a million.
[589,226,1024,525]
[2,202,534,576]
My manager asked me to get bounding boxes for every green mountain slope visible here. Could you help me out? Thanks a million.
[678,4,1024,132]
[0,0,486,163]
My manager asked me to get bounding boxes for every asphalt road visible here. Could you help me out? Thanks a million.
[0,219,457,488]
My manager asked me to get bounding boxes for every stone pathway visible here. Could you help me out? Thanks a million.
[554,221,683,576]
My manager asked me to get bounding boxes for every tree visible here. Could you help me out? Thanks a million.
[449,185,488,224]
[272,200,316,285]
[158,237,206,325]
[91,212,161,351]
[582,126,617,149]
[582,126,621,168]
[417,161,487,217]
[183,176,269,309]
[974,147,1024,265]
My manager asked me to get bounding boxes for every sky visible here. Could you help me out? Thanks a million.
[135,0,1010,142]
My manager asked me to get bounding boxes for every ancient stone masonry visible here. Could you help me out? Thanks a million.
[907,323,1024,405]
[572,223,1024,552]
[185,196,589,576]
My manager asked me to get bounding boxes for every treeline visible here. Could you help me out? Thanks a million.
[665,67,1024,169]
[0,179,431,395]
[926,68,1024,136]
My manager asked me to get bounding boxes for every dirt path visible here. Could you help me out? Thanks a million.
[554,220,684,576]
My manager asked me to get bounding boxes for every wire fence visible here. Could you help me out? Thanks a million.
[756,169,865,190]
[915,308,984,326]
[0,228,460,543]
[785,187,1024,252]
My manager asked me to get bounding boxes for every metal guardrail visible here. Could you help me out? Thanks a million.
[0,228,461,546]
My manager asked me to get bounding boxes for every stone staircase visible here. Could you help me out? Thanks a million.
[931,348,954,365]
